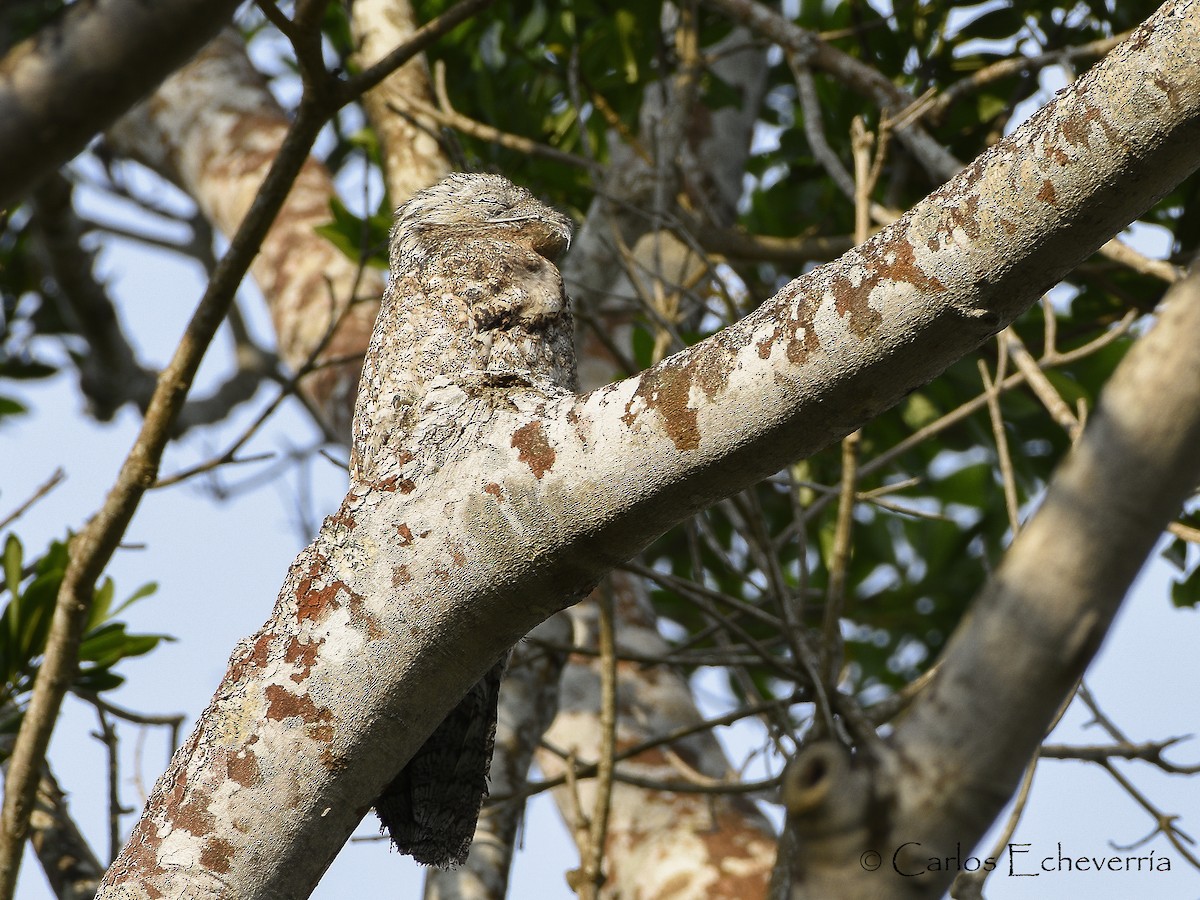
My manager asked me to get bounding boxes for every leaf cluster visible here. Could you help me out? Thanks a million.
[0,534,170,742]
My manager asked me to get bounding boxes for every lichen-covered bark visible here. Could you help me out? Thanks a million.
[95,4,1200,897]
[106,31,381,439]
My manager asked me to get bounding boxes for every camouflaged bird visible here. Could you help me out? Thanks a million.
[354,173,576,868]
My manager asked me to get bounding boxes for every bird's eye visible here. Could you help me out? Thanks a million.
[475,196,506,212]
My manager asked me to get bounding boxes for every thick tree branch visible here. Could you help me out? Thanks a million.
[0,0,242,209]
[5,4,494,891]
[782,255,1200,899]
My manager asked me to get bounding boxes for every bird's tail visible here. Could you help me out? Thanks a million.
[375,655,508,868]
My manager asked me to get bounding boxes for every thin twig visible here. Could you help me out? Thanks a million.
[978,352,1021,534]
[0,470,66,533]
[493,695,794,805]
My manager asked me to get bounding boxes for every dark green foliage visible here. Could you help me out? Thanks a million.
[0,534,170,740]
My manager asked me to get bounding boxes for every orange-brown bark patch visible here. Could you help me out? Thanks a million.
[376,474,416,493]
[294,556,348,623]
[264,684,333,733]
[200,837,236,874]
[621,358,700,451]
[226,749,261,787]
[225,630,273,684]
[173,791,216,836]
[286,636,323,683]
[512,420,556,477]
[117,827,168,898]
[697,808,773,895]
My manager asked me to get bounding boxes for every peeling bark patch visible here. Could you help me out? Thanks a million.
[1059,102,1123,157]
[1037,179,1057,204]
[200,837,236,874]
[511,419,556,477]
[949,193,981,241]
[118,825,167,899]
[294,556,350,624]
[831,241,939,337]
[264,683,334,741]
[484,482,504,501]
[392,564,411,586]
[698,809,773,896]
[829,270,880,337]
[327,498,356,531]
[226,630,273,684]
[226,749,261,787]
[376,474,416,493]
[1153,75,1180,109]
[173,792,216,836]
[348,591,386,642]
[395,523,414,546]
[755,327,777,359]
[286,636,323,683]
[621,357,701,451]
[763,291,823,365]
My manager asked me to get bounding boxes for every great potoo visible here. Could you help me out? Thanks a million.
[356,173,576,868]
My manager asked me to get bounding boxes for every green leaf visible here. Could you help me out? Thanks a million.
[3,534,22,598]
[976,92,1009,123]
[1171,572,1200,609]
[1162,537,1188,571]
[15,573,56,662]
[3,535,23,653]
[613,10,639,83]
[957,6,1026,42]
[0,396,26,419]
[86,577,115,634]
[631,326,655,371]
[35,539,69,579]
[514,0,548,46]
[110,581,159,619]
[78,622,170,667]
[0,360,56,380]
[313,197,389,269]
[73,668,125,694]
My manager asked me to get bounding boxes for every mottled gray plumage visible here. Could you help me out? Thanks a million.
[361,173,576,868]
[352,173,576,483]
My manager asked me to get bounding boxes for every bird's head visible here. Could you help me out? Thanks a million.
[390,173,573,267]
